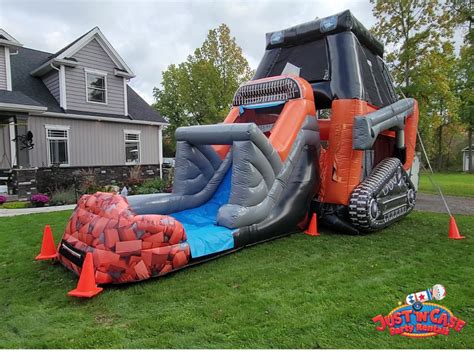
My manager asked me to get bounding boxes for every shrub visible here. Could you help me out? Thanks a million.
[31,194,50,207]
[127,165,142,186]
[0,195,6,205]
[77,168,101,194]
[135,178,167,195]
[100,185,120,193]
[2,201,30,209]
[50,188,77,206]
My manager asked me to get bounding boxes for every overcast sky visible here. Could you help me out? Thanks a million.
[1,0,375,103]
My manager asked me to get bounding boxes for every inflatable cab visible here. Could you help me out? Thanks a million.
[58,76,321,284]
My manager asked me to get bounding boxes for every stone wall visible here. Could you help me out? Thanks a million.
[11,168,38,201]
[36,165,171,194]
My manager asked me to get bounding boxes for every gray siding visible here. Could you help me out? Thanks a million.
[0,124,11,169]
[65,38,125,115]
[42,70,60,103]
[28,115,160,167]
[0,46,7,90]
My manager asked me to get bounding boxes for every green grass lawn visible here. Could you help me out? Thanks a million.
[0,210,473,349]
[419,173,474,197]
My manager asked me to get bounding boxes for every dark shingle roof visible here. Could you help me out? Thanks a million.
[0,89,44,107]
[127,86,164,123]
[10,47,64,113]
[3,46,164,123]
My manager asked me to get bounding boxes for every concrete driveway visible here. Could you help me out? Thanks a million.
[415,193,474,215]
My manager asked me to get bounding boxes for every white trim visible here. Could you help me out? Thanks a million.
[59,65,67,109]
[30,58,77,77]
[0,102,47,113]
[9,121,17,167]
[57,27,134,77]
[84,68,108,76]
[45,124,71,167]
[39,111,168,126]
[85,69,108,105]
[45,124,71,130]
[114,68,134,78]
[4,46,12,91]
[0,29,23,47]
[123,78,128,116]
[124,129,141,135]
[124,129,141,165]
[0,39,22,49]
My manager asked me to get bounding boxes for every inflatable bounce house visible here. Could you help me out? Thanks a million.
[44,10,419,294]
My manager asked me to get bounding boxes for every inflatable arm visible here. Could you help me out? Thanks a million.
[352,99,415,150]
[352,98,415,151]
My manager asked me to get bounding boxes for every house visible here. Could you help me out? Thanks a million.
[462,145,473,172]
[0,28,166,199]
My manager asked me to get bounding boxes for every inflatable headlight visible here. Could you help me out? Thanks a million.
[270,31,284,45]
[320,16,338,33]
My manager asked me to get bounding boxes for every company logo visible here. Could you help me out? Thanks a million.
[372,303,466,337]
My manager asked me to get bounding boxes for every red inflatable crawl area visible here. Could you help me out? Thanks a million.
[58,192,191,284]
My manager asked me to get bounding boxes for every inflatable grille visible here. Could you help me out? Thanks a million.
[233,78,301,106]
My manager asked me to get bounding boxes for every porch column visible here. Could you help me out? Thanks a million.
[8,119,17,167]
[158,125,163,179]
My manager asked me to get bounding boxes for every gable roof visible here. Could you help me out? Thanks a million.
[48,27,96,60]
[4,46,164,123]
[31,27,134,78]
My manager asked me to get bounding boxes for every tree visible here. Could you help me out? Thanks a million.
[411,42,460,170]
[153,24,253,150]
[371,0,447,93]
[371,0,461,170]
[448,0,473,172]
[457,40,474,172]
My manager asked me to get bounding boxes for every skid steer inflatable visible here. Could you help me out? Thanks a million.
[56,10,419,287]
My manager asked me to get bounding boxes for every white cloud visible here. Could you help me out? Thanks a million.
[1,0,375,103]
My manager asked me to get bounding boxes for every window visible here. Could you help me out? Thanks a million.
[124,130,140,164]
[85,69,107,104]
[46,125,70,166]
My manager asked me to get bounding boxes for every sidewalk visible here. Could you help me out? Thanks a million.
[0,204,76,217]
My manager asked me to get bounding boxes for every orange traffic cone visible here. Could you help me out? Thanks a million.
[68,253,103,298]
[35,225,58,260]
[305,213,320,236]
[448,216,465,240]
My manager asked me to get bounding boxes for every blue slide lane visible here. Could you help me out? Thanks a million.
[171,168,235,258]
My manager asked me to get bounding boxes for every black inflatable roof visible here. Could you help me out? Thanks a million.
[265,10,384,57]
[254,10,398,108]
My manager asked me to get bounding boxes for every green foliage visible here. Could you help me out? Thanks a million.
[154,24,253,144]
[0,201,30,209]
[100,185,120,193]
[0,210,473,348]
[135,178,168,195]
[50,188,77,206]
[371,0,468,170]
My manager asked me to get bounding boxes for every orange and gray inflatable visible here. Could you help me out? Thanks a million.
[54,10,419,290]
